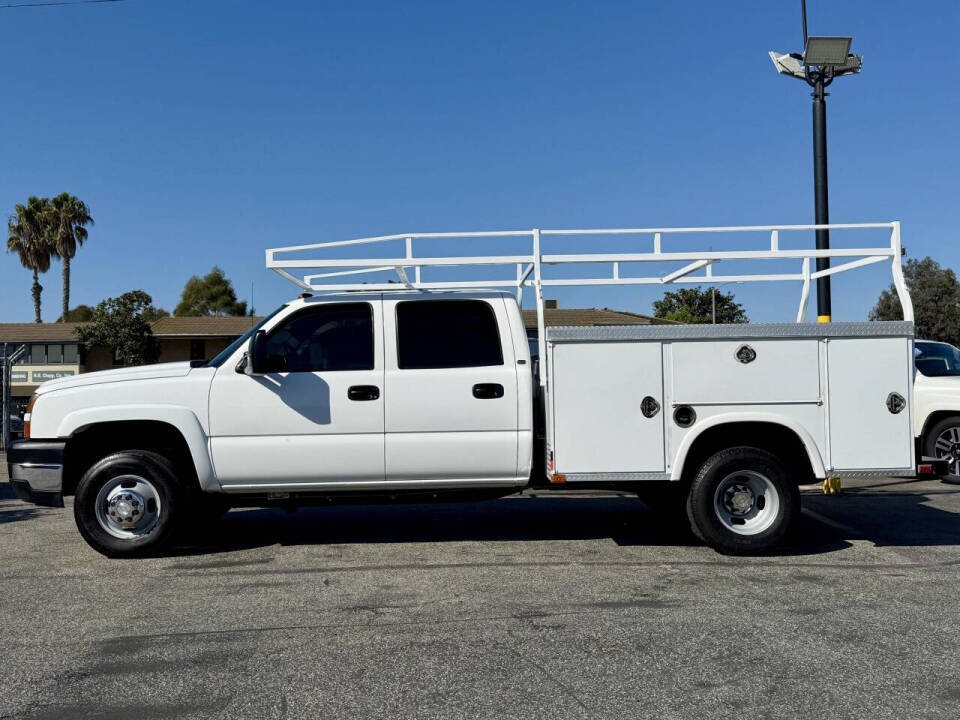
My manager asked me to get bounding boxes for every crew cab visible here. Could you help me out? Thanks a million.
[7,221,941,556]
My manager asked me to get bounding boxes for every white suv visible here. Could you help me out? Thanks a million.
[914,340,960,478]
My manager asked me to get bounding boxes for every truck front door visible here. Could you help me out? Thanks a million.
[382,295,521,486]
[208,298,385,488]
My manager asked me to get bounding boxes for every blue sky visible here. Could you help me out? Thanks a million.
[1,0,958,323]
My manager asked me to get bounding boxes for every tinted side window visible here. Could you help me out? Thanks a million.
[397,300,503,369]
[265,303,374,372]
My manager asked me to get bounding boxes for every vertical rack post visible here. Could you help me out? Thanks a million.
[405,237,421,286]
[797,257,811,322]
[532,228,546,387]
[890,222,913,322]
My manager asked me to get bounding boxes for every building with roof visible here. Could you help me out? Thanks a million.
[0,316,259,414]
[1,323,86,415]
[147,316,261,365]
[521,303,669,331]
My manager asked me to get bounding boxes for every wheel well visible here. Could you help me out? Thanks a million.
[678,422,815,485]
[920,411,960,445]
[62,420,199,496]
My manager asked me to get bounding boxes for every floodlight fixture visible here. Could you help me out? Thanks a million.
[803,36,851,66]
[768,51,807,80]
[769,49,862,84]
[830,53,863,77]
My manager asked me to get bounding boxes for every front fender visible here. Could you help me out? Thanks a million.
[913,400,960,439]
[57,405,218,491]
[670,411,827,480]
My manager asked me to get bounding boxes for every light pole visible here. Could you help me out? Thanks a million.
[769,1,862,323]
[711,281,743,324]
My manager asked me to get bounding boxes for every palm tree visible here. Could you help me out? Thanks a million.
[48,193,93,323]
[7,197,54,323]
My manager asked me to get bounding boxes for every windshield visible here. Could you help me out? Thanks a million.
[915,341,960,377]
[205,304,287,368]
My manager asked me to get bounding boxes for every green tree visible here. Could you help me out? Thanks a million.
[62,303,167,323]
[653,287,747,324]
[75,290,161,366]
[48,193,93,324]
[142,305,170,322]
[60,304,94,322]
[174,267,248,317]
[63,302,167,323]
[7,196,54,323]
[870,257,960,345]
[659,305,698,324]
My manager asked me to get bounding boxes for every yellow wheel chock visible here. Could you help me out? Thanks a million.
[822,476,842,495]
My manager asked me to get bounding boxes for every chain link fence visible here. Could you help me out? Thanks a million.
[1,343,27,451]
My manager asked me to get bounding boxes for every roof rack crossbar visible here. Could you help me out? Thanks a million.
[266,221,912,384]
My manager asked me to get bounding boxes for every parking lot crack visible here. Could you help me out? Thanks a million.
[506,638,595,718]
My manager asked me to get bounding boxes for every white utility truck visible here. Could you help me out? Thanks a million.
[7,222,941,557]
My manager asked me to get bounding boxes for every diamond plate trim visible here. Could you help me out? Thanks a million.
[830,468,915,478]
[547,321,914,343]
[560,472,672,482]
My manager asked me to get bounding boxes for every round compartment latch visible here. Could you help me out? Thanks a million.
[673,405,696,428]
[735,345,757,364]
[641,396,661,418]
[886,392,906,414]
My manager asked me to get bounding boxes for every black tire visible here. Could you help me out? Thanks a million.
[684,490,706,543]
[74,450,184,558]
[686,446,800,555]
[923,415,960,479]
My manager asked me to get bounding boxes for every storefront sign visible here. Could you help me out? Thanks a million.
[9,370,28,382]
[31,370,75,382]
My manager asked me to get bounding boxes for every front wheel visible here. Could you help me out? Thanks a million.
[74,451,184,558]
[923,416,960,479]
[686,447,799,555]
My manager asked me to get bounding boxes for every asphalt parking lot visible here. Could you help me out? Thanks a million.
[2,457,960,720]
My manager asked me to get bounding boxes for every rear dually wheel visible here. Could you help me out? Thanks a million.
[686,446,799,555]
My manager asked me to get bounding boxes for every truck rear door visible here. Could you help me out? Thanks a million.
[382,295,521,485]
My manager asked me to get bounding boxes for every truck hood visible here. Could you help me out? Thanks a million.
[35,361,196,394]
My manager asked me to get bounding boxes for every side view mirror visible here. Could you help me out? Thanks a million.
[244,330,267,375]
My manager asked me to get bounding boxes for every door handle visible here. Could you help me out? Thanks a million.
[347,385,380,401]
[472,383,504,399]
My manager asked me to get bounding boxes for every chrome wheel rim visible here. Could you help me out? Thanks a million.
[713,470,779,536]
[94,475,162,540]
[933,426,960,476]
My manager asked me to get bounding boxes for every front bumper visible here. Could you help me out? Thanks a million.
[6,440,66,507]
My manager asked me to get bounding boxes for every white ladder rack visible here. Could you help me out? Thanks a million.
[266,221,913,371]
